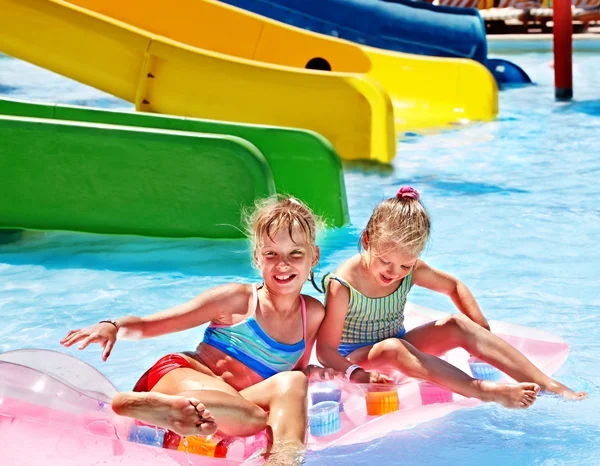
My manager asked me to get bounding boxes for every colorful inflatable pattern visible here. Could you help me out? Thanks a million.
[0,303,570,465]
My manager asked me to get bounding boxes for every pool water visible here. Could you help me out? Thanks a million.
[1,52,599,465]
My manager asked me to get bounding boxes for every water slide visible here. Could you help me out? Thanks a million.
[65,0,497,133]
[1,0,498,165]
[0,0,395,164]
[0,97,349,233]
[219,0,531,85]
[0,114,274,239]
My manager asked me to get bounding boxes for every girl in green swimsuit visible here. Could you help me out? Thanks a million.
[317,187,586,407]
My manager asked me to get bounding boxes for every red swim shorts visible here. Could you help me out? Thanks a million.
[133,353,194,392]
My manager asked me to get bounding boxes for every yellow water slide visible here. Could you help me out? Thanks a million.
[0,0,395,163]
[66,0,498,131]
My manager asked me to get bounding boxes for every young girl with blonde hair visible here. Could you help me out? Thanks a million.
[61,196,328,465]
[318,187,586,407]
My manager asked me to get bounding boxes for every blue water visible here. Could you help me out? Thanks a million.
[1,52,600,465]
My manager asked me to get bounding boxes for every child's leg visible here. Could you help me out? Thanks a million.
[240,371,309,466]
[349,338,539,409]
[403,314,587,400]
[112,367,268,437]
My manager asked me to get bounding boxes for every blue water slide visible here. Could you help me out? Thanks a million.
[219,0,531,85]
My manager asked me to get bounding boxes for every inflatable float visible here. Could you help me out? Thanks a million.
[0,303,570,465]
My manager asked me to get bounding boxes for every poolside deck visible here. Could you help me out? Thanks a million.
[487,29,600,52]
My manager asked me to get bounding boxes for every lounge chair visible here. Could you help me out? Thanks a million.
[431,0,480,8]
[529,0,600,25]
[479,0,541,22]
[432,0,535,23]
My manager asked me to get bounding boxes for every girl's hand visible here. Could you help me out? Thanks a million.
[303,364,337,381]
[350,368,392,384]
[60,322,118,361]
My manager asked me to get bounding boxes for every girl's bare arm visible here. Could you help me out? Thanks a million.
[116,283,250,339]
[60,283,251,360]
[316,281,356,373]
[413,260,490,330]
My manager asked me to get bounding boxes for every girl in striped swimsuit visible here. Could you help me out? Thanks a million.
[61,196,329,466]
[317,187,586,407]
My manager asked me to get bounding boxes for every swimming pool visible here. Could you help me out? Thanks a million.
[1,51,599,465]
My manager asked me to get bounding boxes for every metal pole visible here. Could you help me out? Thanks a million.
[553,0,573,101]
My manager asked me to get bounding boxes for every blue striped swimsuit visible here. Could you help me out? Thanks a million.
[202,284,306,379]
[324,272,413,357]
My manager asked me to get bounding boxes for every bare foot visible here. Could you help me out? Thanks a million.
[112,391,218,436]
[544,381,588,400]
[478,380,540,409]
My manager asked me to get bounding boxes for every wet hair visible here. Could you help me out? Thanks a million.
[244,195,324,291]
[361,187,430,257]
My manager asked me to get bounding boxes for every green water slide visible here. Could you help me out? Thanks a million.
[0,98,348,239]
[0,115,274,238]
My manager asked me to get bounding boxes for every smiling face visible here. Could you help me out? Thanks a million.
[361,195,430,284]
[362,234,418,288]
[254,225,319,293]
[368,247,418,287]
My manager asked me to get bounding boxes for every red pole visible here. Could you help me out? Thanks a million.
[553,0,573,100]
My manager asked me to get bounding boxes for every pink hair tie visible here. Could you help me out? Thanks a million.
[396,186,420,201]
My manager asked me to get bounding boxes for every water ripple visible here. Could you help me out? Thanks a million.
[1,52,600,466]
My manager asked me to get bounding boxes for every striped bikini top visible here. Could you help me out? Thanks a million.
[202,284,306,379]
[324,272,413,345]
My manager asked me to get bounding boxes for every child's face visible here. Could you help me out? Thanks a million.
[254,225,319,293]
[367,244,418,287]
